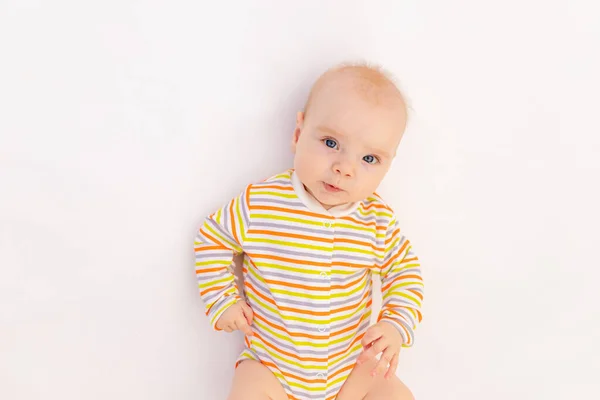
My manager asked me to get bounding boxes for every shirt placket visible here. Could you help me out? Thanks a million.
[315,216,334,398]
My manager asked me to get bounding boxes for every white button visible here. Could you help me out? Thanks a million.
[318,326,327,333]
[319,271,328,279]
[316,372,325,379]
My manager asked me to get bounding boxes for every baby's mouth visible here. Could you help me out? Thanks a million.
[323,182,343,193]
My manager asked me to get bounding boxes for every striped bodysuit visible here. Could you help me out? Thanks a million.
[194,169,423,400]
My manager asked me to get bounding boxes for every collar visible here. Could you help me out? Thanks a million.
[290,170,360,218]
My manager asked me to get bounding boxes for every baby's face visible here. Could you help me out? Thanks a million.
[292,74,406,209]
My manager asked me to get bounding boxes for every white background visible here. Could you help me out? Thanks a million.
[1,1,599,399]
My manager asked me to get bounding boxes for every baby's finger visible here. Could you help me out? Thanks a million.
[240,302,254,325]
[385,353,399,380]
[234,318,253,336]
[357,338,387,365]
[223,324,233,333]
[372,347,395,377]
[361,326,384,347]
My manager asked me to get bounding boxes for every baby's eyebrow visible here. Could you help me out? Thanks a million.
[317,125,345,138]
[372,149,391,158]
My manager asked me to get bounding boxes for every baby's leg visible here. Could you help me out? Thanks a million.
[337,357,414,400]
[227,360,288,400]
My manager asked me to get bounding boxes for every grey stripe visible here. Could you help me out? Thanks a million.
[329,319,370,354]
[334,252,375,263]
[207,218,236,244]
[250,197,303,208]
[202,286,236,306]
[223,203,229,229]
[330,310,368,331]
[259,178,292,186]
[257,329,328,358]
[331,229,376,242]
[244,245,331,261]
[330,290,368,308]
[240,193,250,226]
[383,239,408,263]
[197,269,230,282]
[382,297,415,308]
[259,269,328,284]
[246,274,331,309]
[250,221,326,236]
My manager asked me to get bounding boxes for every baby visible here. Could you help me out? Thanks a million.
[194,63,424,400]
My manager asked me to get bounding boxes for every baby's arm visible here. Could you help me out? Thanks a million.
[194,185,251,330]
[377,217,424,347]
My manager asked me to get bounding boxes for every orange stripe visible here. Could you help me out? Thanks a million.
[407,288,423,300]
[330,300,372,338]
[199,228,226,249]
[245,184,251,210]
[229,199,239,243]
[329,363,354,381]
[338,215,377,228]
[251,311,325,340]
[334,261,376,269]
[385,228,401,245]
[361,202,389,211]
[381,241,409,269]
[253,184,294,191]
[195,266,230,274]
[194,244,225,252]
[199,283,230,296]
[330,290,370,316]
[253,331,325,363]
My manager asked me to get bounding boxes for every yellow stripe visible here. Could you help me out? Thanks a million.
[252,191,297,199]
[205,223,242,253]
[247,291,327,324]
[252,317,327,349]
[382,290,420,305]
[328,342,363,367]
[331,299,368,323]
[195,260,231,267]
[198,274,234,289]
[234,197,247,242]
[253,213,324,227]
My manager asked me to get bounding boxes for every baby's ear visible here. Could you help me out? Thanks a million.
[291,111,304,153]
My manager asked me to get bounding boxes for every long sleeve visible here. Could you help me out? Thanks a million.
[194,185,251,330]
[377,217,424,347]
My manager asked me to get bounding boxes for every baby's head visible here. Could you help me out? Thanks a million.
[292,63,408,209]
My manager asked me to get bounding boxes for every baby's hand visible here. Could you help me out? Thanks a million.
[356,321,403,379]
[215,301,254,336]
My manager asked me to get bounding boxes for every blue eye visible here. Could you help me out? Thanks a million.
[324,139,338,149]
[363,155,378,164]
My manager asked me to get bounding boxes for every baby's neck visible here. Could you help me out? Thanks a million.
[303,184,344,210]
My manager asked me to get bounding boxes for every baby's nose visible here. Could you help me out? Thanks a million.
[334,161,354,177]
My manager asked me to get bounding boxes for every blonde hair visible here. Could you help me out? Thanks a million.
[303,61,407,117]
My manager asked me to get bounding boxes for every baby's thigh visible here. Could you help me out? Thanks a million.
[336,358,414,400]
[227,360,287,400]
